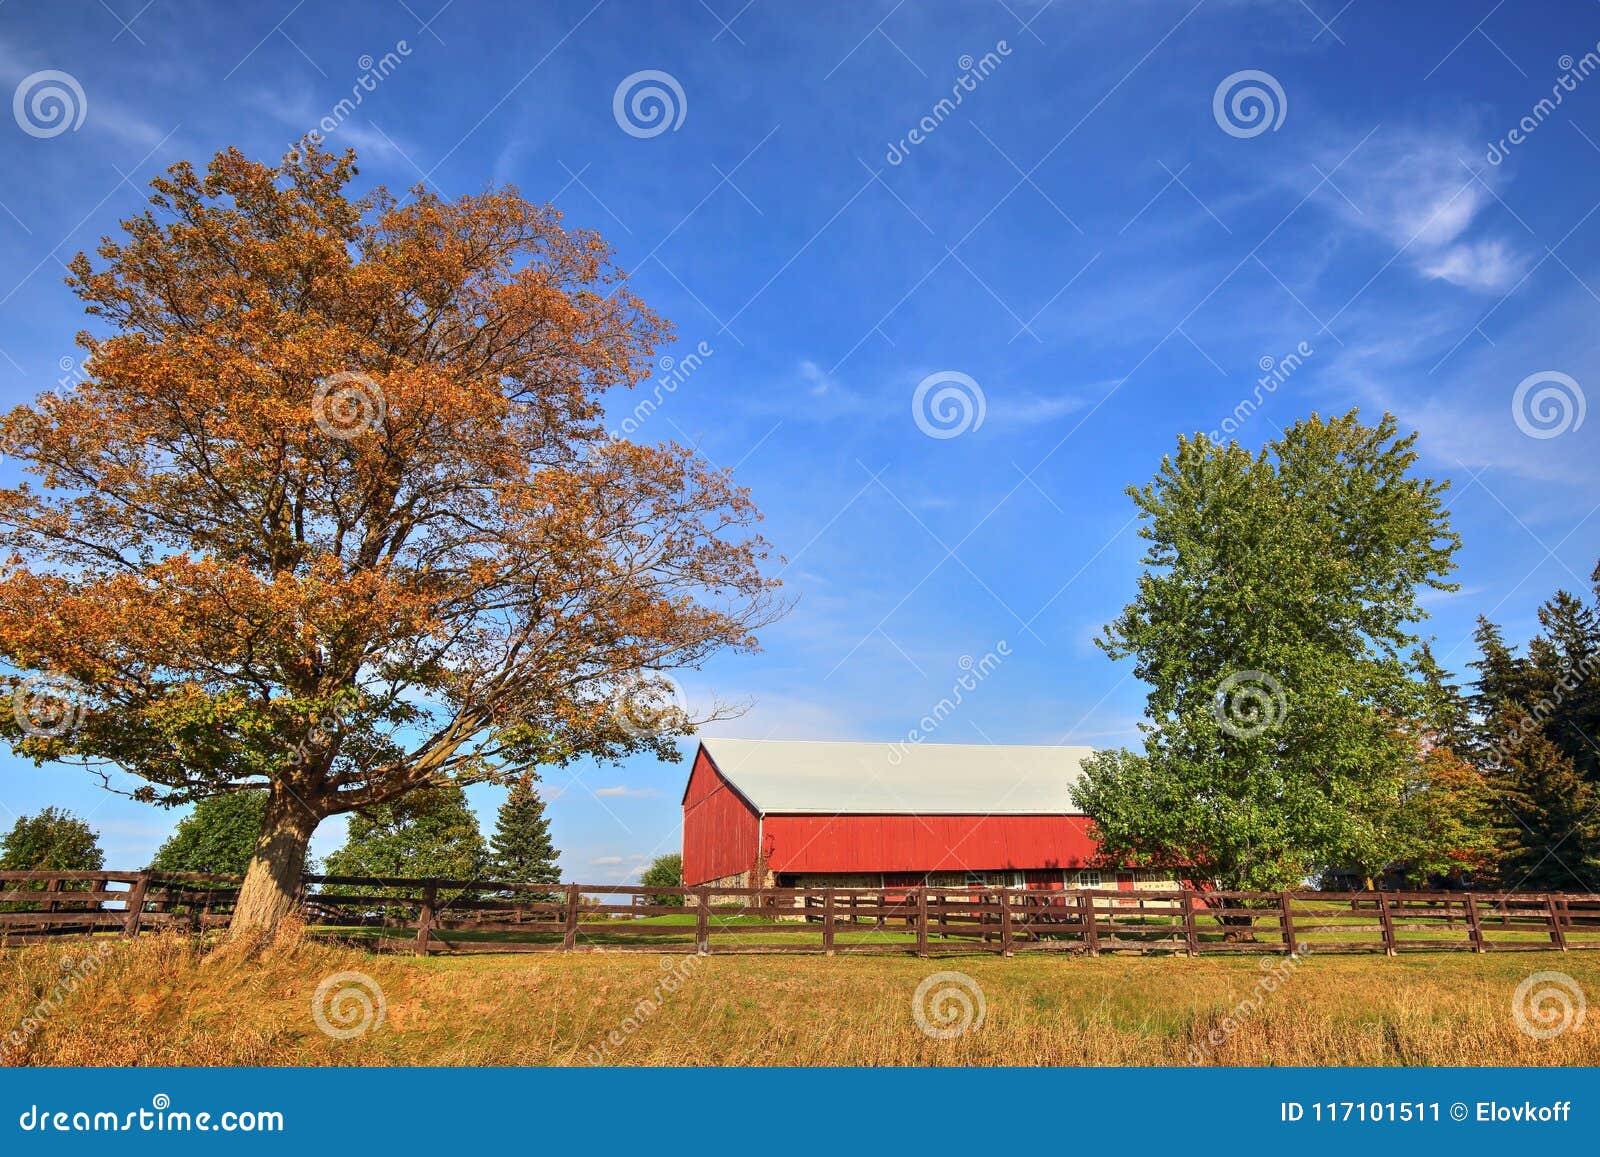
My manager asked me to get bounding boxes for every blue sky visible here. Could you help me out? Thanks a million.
[1,0,1597,881]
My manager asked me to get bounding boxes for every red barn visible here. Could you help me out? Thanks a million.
[680,738,1176,893]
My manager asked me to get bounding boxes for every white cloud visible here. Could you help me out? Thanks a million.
[988,390,1090,428]
[593,785,658,798]
[1419,239,1527,293]
[1316,129,1525,294]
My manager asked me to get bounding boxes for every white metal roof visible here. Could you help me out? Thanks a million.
[697,738,1094,815]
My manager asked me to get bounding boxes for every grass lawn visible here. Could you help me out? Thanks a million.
[3,929,1598,1066]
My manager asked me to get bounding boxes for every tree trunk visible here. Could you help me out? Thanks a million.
[229,789,322,939]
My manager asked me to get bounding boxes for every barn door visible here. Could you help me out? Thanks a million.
[1116,871,1135,906]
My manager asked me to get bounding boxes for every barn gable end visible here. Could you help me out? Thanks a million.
[681,744,763,887]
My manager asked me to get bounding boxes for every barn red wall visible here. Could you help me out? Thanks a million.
[681,747,762,885]
[762,813,1099,874]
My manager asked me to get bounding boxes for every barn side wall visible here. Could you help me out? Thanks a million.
[761,813,1099,874]
[681,746,763,886]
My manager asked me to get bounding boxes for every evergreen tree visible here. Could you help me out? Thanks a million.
[1530,590,1600,779]
[1418,641,1474,754]
[489,777,561,888]
[149,791,268,875]
[1487,709,1600,892]
[1468,617,1527,726]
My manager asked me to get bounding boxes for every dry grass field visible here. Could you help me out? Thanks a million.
[2,929,1598,1067]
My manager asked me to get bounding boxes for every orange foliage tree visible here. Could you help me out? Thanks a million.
[0,146,782,935]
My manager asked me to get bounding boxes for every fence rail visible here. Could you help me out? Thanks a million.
[5,870,1600,957]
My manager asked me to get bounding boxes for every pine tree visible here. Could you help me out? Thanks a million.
[490,777,561,888]
[1530,590,1600,779]
[1468,617,1527,724]
[1487,709,1600,892]
[1417,641,1473,753]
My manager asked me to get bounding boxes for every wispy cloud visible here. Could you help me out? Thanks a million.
[593,785,658,798]
[1318,130,1526,293]
[1419,238,1527,293]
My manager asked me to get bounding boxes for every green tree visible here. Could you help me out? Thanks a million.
[0,807,104,872]
[323,784,488,883]
[640,852,683,904]
[148,791,267,875]
[489,777,561,888]
[1074,412,1460,890]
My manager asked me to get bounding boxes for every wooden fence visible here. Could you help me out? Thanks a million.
[5,870,1600,957]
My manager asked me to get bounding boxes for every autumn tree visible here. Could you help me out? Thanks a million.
[0,145,781,937]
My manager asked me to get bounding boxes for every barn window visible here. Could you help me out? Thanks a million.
[1070,869,1102,888]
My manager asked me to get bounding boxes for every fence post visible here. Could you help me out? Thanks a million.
[414,879,438,956]
[998,888,1014,957]
[915,888,929,958]
[694,887,710,954]
[822,888,836,955]
[1078,891,1100,956]
[121,873,151,938]
[1375,892,1398,956]
[42,875,63,916]
[562,884,581,951]
[1464,893,1486,953]
[1181,889,1199,957]
[1279,891,1297,956]
[1545,895,1568,951]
